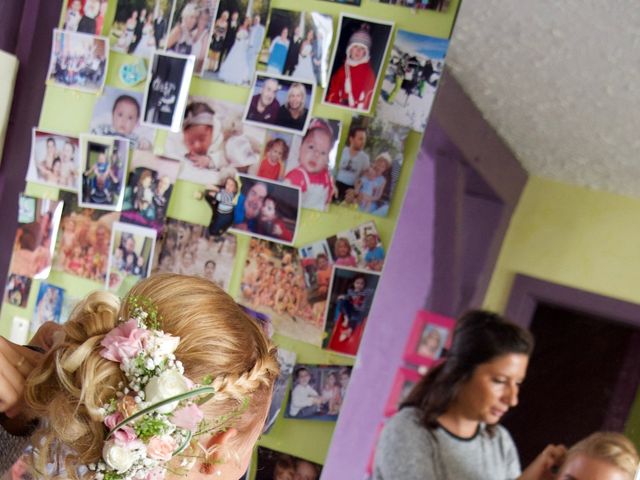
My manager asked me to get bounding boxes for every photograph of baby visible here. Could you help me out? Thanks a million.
[79,135,129,211]
[90,87,155,150]
[120,151,181,233]
[256,447,323,480]
[334,115,409,216]
[54,192,117,283]
[376,0,451,11]
[258,9,333,87]
[142,50,195,131]
[197,176,240,237]
[47,29,108,94]
[32,283,65,335]
[377,29,448,132]
[9,196,64,280]
[107,222,156,295]
[110,0,172,55]
[4,274,32,308]
[201,0,271,85]
[283,117,341,212]
[323,267,381,356]
[239,238,325,345]
[163,96,267,186]
[231,175,300,245]
[263,347,296,434]
[324,15,394,114]
[154,219,237,291]
[244,72,315,135]
[26,130,80,191]
[326,221,385,271]
[61,0,108,35]
[253,130,293,181]
[285,364,353,421]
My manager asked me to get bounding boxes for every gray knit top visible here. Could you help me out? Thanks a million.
[0,425,31,474]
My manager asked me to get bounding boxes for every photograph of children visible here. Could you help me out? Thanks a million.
[54,192,118,282]
[258,9,333,87]
[9,196,64,280]
[47,29,108,94]
[376,0,450,12]
[324,15,394,114]
[107,222,156,294]
[243,73,315,135]
[120,150,181,233]
[298,239,333,305]
[26,130,80,190]
[198,176,240,237]
[163,96,267,186]
[263,347,296,434]
[334,115,409,216]
[32,283,65,334]
[110,0,172,55]
[323,267,380,356]
[62,0,108,35]
[79,135,130,211]
[327,221,385,271]
[231,175,301,245]
[283,118,341,212]
[154,219,237,291]
[256,447,322,480]
[201,0,271,86]
[376,30,448,132]
[90,87,155,150]
[253,130,293,181]
[3,275,32,308]
[239,238,324,345]
[285,364,353,421]
[142,50,195,131]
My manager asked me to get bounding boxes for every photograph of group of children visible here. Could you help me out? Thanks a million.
[258,9,333,87]
[27,130,80,191]
[154,218,237,291]
[107,222,156,294]
[286,364,352,421]
[32,282,65,334]
[256,447,323,480]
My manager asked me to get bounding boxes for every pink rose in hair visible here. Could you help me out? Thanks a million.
[100,319,150,362]
[104,411,124,430]
[147,435,177,461]
[113,425,138,447]
[171,403,204,432]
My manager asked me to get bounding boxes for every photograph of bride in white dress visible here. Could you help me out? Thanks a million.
[257,9,333,87]
[201,0,271,85]
[109,0,172,55]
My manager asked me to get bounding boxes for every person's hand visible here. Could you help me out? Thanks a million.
[187,153,211,169]
[519,444,567,480]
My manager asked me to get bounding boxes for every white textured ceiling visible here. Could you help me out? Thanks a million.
[446,1,640,197]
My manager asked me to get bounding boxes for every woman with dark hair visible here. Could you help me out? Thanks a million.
[373,310,566,479]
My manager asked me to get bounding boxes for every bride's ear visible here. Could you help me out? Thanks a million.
[197,428,239,475]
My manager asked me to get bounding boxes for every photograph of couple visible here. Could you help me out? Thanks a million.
[109,0,172,56]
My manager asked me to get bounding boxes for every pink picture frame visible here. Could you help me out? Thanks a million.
[403,310,455,367]
[383,367,422,417]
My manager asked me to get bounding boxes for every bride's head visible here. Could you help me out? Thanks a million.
[25,274,279,480]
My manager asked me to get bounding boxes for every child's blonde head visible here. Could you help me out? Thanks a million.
[560,432,639,479]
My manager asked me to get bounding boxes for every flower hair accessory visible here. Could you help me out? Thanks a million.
[91,297,215,480]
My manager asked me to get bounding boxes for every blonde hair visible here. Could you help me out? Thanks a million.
[563,432,639,478]
[25,274,279,479]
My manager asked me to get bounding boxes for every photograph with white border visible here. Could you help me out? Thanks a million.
[27,129,80,191]
[106,221,156,295]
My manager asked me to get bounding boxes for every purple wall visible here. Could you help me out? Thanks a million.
[321,134,436,479]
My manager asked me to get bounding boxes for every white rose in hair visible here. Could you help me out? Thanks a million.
[145,369,189,413]
[146,333,180,359]
[103,440,135,473]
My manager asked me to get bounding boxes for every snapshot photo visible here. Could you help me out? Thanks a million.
[109,0,172,55]
[154,219,237,291]
[376,0,451,11]
[283,117,341,212]
[107,222,156,295]
[263,348,296,434]
[201,0,271,85]
[403,309,455,366]
[298,238,333,304]
[244,72,315,135]
[4,275,32,308]
[47,29,109,94]
[32,283,65,334]
[26,129,80,190]
[90,86,155,150]
[239,238,325,345]
[61,0,108,35]
[285,364,353,421]
[334,114,410,216]
[53,192,118,283]
[120,151,181,233]
[256,447,323,480]
[323,15,394,114]
[377,29,448,132]
[79,135,129,211]
[231,174,301,245]
[163,96,267,186]
[323,266,381,356]
[326,221,385,271]
[9,196,64,280]
[258,9,333,87]
[142,50,195,131]
[383,367,422,417]
[254,130,293,182]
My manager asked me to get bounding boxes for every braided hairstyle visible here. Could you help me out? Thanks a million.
[25,274,279,479]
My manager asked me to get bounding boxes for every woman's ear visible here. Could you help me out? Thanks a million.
[198,428,239,475]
